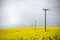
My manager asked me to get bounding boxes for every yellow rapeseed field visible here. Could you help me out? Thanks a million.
[0,26,60,40]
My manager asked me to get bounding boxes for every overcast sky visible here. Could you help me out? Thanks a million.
[0,0,60,28]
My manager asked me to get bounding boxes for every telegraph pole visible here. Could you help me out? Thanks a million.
[43,8,49,32]
[31,23,33,27]
[35,20,36,30]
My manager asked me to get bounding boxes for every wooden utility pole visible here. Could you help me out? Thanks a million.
[35,20,36,30]
[31,23,33,27]
[43,8,49,32]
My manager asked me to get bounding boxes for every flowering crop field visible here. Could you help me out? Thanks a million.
[0,26,60,40]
